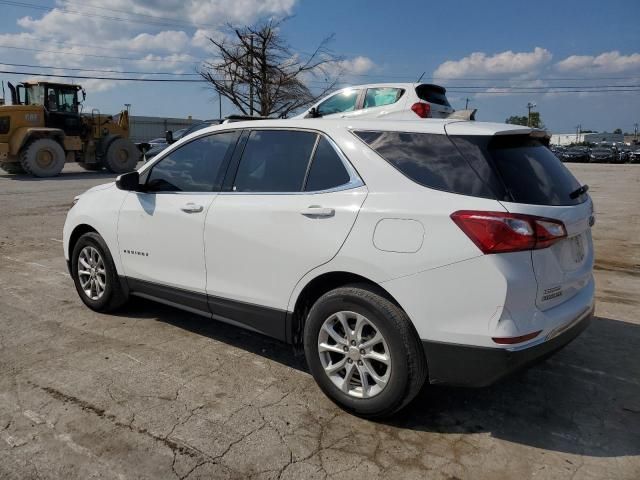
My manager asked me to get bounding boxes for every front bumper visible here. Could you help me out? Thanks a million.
[422,306,593,387]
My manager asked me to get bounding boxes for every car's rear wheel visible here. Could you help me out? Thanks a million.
[71,232,128,312]
[303,284,427,418]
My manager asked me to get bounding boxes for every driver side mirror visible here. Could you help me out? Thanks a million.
[165,130,174,144]
[116,171,142,191]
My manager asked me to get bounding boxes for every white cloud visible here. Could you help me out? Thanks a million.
[0,0,300,94]
[433,47,552,79]
[337,56,375,75]
[555,51,640,73]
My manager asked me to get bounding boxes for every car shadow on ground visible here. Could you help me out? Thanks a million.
[119,299,640,458]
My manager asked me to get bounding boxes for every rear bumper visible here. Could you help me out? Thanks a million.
[422,305,593,387]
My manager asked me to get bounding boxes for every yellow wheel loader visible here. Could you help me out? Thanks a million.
[0,81,140,177]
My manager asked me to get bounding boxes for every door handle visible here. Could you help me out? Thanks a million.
[300,206,335,218]
[181,202,204,213]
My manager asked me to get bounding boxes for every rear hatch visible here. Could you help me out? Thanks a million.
[415,84,453,118]
[447,129,594,310]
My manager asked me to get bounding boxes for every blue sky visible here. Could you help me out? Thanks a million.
[0,0,638,132]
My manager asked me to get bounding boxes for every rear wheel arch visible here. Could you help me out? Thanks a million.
[288,271,404,345]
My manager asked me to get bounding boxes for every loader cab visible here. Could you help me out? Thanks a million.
[22,82,84,136]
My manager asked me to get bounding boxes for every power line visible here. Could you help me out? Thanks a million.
[0,44,198,64]
[61,0,219,30]
[0,69,203,82]
[3,70,639,94]
[0,62,199,76]
[0,0,212,30]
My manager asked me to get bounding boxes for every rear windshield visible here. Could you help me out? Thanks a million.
[415,84,450,107]
[449,135,586,206]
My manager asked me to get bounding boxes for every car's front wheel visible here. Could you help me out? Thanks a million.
[304,284,427,418]
[71,232,128,312]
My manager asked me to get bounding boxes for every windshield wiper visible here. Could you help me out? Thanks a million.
[569,184,589,199]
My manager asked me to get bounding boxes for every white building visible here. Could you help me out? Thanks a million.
[550,133,584,145]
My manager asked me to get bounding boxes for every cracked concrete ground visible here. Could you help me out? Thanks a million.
[0,163,638,480]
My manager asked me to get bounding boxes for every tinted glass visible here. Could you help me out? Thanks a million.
[363,88,403,108]
[316,89,360,116]
[354,131,496,199]
[233,130,317,192]
[147,131,238,192]
[415,85,451,107]
[305,137,351,191]
[450,135,585,206]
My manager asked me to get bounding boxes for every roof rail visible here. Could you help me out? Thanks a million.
[223,114,271,123]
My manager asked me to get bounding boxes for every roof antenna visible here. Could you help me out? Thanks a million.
[416,72,425,83]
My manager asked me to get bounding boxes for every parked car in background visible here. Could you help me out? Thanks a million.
[628,147,640,164]
[589,147,615,163]
[616,147,631,164]
[143,128,187,162]
[296,83,455,120]
[562,146,590,163]
[64,117,594,417]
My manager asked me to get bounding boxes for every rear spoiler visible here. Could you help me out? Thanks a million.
[447,109,477,121]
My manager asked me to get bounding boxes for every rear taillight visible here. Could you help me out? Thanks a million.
[451,210,567,254]
[411,102,431,118]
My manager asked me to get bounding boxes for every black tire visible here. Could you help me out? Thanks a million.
[0,162,26,174]
[19,138,65,177]
[71,232,128,312]
[104,138,140,173]
[303,284,427,418]
[78,162,103,171]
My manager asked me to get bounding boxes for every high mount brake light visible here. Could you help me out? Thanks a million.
[450,210,567,254]
[411,102,431,118]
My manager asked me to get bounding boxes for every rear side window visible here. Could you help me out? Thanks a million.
[304,137,351,191]
[233,130,317,192]
[363,87,403,108]
[354,130,496,199]
[415,84,450,107]
[450,135,584,206]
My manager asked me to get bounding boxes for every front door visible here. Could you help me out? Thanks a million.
[117,131,240,299]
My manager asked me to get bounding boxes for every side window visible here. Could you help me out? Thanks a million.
[363,88,403,109]
[304,137,351,191]
[354,130,497,199]
[316,89,360,116]
[233,130,317,192]
[147,131,239,192]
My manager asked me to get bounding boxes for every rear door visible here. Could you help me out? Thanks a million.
[450,133,594,310]
[204,129,366,330]
[349,87,406,119]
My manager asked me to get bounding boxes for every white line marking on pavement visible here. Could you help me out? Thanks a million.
[122,353,142,364]
[548,360,640,386]
[50,238,64,243]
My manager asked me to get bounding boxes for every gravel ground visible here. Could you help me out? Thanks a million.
[0,163,638,480]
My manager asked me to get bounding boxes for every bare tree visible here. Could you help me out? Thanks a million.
[199,19,343,118]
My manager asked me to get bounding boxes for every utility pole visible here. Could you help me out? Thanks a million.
[634,123,638,142]
[465,98,470,110]
[527,102,536,127]
[576,124,582,143]
[248,34,254,116]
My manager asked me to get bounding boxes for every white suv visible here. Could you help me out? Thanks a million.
[64,118,595,417]
[296,83,454,120]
